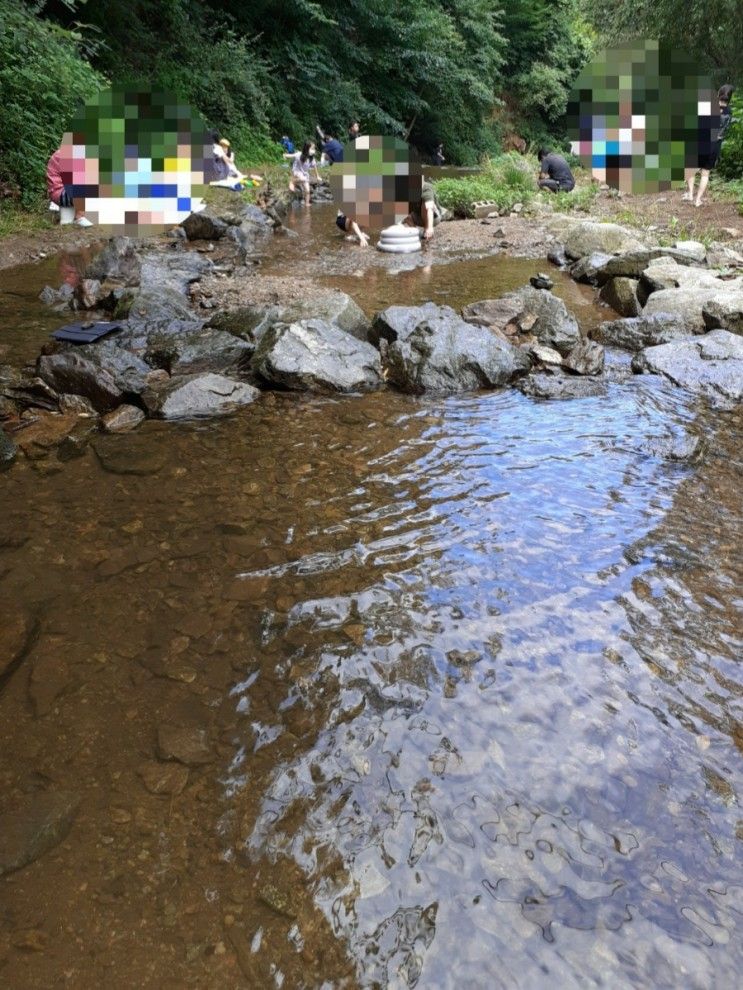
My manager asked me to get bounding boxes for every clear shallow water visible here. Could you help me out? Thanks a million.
[0,236,742,988]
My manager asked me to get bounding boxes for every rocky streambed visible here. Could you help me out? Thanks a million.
[2,198,742,471]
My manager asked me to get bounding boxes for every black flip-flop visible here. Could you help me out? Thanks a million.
[52,321,123,344]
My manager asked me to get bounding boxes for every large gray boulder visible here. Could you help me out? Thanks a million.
[148,328,253,377]
[560,221,645,260]
[85,236,141,284]
[371,302,448,347]
[643,283,743,333]
[703,297,743,335]
[569,252,614,285]
[37,351,122,412]
[632,329,743,407]
[212,290,370,346]
[252,320,383,393]
[502,287,581,355]
[382,307,530,394]
[594,313,692,351]
[120,251,212,341]
[599,276,641,317]
[158,373,260,419]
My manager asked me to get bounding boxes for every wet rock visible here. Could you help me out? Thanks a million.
[671,239,706,263]
[631,329,743,407]
[258,881,298,919]
[253,320,383,393]
[38,283,75,309]
[13,412,82,457]
[599,276,641,317]
[181,210,229,241]
[547,246,568,267]
[56,418,98,461]
[2,375,60,412]
[94,435,166,475]
[77,341,151,395]
[460,297,526,338]
[447,650,482,667]
[167,329,253,377]
[58,393,97,416]
[0,607,32,681]
[643,283,743,333]
[374,302,463,348]
[0,790,80,876]
[561,221,644,260]
[137,760,189,796]
[501,287,581,355]
[0,425,17,471]
[383,306,530,394]
[157,725,213,766]
[37,351,122,412]
[594,313,692,351]
[640,434,706,463]
[527,344,563,367]
[121,252,212,339]
[529,273,553,290]
[85,236,141,284]
[101,404,145,433]
[703,298,743,335]
[75,278,102,310]
[563,339,605,376]
[518,372,608,400]
[158,373,260,419]
[27,637,73,716]
[569,252,614,285]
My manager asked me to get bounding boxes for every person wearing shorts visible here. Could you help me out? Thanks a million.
[284,142,320,206]
[404,181,442,240]
[335,211,369,246]
[685,84,735,208]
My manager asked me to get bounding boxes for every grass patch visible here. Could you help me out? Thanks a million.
[0,195,53,239]
[434,152,538,217]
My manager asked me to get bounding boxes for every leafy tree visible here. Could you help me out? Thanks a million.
[0,0,105,203]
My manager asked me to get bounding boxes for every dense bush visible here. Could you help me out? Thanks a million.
[434,153,539,216]
[0,1,105,204]
[717,93,743,181]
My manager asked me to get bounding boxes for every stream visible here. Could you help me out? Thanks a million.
[0,208,741,988]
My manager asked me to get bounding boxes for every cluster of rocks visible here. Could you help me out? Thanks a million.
[547,219,743,406]
[3,214,742,470]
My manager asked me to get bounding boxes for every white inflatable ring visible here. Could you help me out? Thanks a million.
[377,242,422,253]
[379,225,420,241]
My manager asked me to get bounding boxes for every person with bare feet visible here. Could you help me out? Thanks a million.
[284,141,320,206]
[685,84,735,208]
[335,210,369,246]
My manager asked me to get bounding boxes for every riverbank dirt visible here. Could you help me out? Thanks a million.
[2,182,741,272]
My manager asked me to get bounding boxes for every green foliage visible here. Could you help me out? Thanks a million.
[0,0,105,203]
[228,124,284,168]
[581,0,743,84]
[717,94,743,180]
[434,153,539,216]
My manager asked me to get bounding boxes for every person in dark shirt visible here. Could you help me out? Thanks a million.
[335,211,369,246]
[315,126,344,164]
[537,148,575,193]
[685,84,735,208]
[433,143,445,166]
[347,120,361,143]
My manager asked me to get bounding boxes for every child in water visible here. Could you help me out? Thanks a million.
[335,211,369,247]
[284,141,320,206]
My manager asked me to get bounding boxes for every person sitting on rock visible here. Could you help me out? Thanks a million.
[335,210,369,247]
[284,141,320,206]
[46,146,92,227]
[537,148,575,193]
[211,131,231,181]
[403,180,443,240]
[685,84,736,208]
[218,138,244,179]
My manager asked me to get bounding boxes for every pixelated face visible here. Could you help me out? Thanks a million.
[329,136,422,230]
[568,41,719,193]
[64,86,213,231]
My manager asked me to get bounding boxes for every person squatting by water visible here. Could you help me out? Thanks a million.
[335,210,369,247]
[685,84,736,208]
[403,180,443,240]
[537,148,575,193]
[284,141,320,206]
[46,148,92,226]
